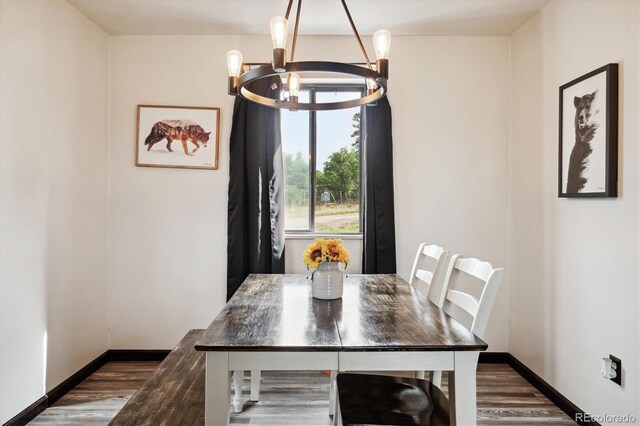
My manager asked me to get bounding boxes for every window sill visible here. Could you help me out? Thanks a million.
[285,233,363,240]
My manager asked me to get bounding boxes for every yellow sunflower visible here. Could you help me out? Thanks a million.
[303,241,325,269]
[325,239,342,261]
[333,245,351,264]
[303,238,350,269]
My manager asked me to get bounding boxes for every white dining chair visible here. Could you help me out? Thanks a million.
[407,242,451,380]
[437,255,504,338]
[409,242,451,306]
[427,254,504,387]
[333,255,504,425]
[232,370,260,412]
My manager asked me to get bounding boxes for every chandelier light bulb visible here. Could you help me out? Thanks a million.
[227,50,243,77]
[288,73,301,97]
[270,17,289,49]
[373,29,391,60]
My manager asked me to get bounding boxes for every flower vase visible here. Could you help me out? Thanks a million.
[312,261,343,300]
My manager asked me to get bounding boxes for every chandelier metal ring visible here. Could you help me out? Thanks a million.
[238,62,386,111]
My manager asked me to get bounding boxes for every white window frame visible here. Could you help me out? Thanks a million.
[283,83,365,236]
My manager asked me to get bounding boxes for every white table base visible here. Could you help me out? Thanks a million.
[205,351,479,426]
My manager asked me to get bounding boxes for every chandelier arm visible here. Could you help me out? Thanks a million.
[290,0,302,62]
[284,0,294,20]
[340,0,372,69]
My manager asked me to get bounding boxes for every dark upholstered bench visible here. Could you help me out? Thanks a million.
[109,329,206,426]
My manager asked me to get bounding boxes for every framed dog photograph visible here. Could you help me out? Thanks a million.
[136,105,220,170]
[558,64,618,198]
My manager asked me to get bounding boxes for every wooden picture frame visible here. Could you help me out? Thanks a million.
[136,105,220,170]
[558,63,618,198]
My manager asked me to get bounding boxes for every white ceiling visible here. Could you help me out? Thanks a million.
[67,0,551,36]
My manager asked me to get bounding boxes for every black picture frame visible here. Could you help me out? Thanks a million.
[558,63,618,198]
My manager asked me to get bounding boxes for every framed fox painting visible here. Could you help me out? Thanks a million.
[558,64,618,198]
[136,105,220,170]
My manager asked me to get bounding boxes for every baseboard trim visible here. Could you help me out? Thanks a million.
[3,350,599,426]
[478,351,510,363]
[47,351,111,406]
[2,350,169,426]
[2,395,48,426]
[108,349,171,361]
[3,350,110,426]
[506,354,600,426]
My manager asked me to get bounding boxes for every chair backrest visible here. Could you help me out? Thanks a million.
[409,243,451,306]
[435,255,504,338]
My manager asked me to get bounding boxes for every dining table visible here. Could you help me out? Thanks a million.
[195,273,487,425]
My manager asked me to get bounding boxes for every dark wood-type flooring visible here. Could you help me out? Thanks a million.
[29,362,576,425]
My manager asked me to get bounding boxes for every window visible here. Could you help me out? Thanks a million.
[282,85,363,234]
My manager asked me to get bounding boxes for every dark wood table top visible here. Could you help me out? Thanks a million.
[195,274,487,352]
[195,274,341,351]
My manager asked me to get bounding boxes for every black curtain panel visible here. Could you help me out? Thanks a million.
[362,96,397,274]
[227,77,285,300]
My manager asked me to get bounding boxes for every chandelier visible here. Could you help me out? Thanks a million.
[226,0,391,111]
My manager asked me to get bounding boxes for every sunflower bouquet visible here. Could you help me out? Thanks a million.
[302,238,350,270]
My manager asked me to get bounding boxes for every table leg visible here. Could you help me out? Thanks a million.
[332,391,342,426]
[329,370,337,417]
[205,352,230,426]
[232,370,244,412]
[250,370,261,401]
[449,352,478,426]
[432,370,442,388]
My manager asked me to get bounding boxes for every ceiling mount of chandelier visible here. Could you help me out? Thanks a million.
[226,0,391,111]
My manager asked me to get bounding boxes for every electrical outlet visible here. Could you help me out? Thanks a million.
[609,355,622,386]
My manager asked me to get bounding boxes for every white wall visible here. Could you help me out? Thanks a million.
[509,0,639,422]
[108,35,511,350]
[393,37,510,350]
[108,35,244,349]
[0,0,110,422]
